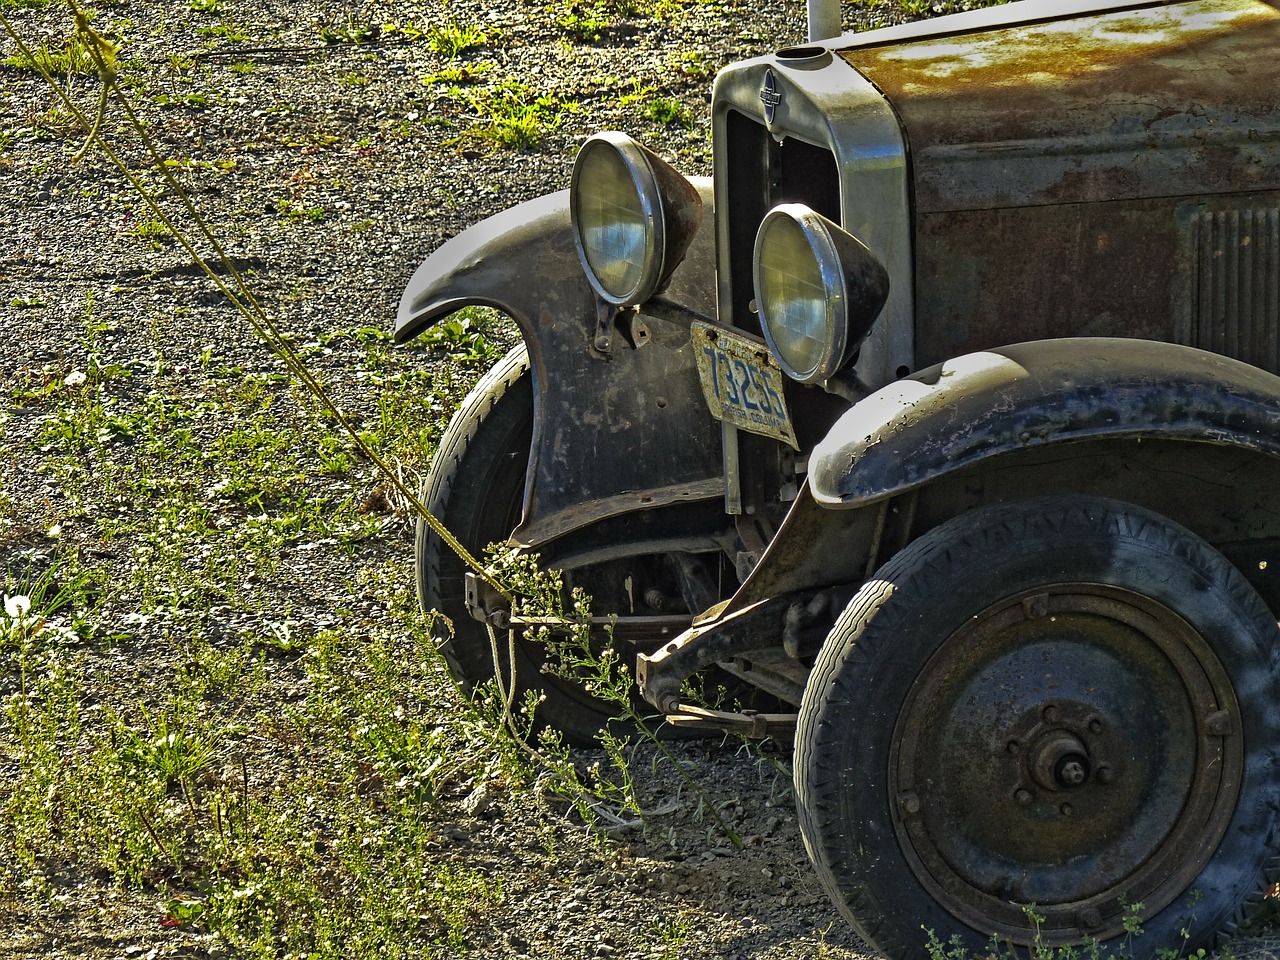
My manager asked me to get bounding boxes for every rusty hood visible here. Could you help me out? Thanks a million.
[841,0,1280,211]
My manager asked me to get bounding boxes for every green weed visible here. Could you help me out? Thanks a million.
[129,217,171,247]
[921,900,1189,960]
[426,22,488,58]
[422,62,491,86]
[557,5,612,41]
[419,309,502,366]
[4,34,106,75]
[618,77,656,105]
[196,22,248,40]
[274,198,325,222]
[116,701,219,788]
[645,96,691,127]
[887,0,1006,17]
[648,912,694,960]
[464,83,575,151]
[673,49,719,79]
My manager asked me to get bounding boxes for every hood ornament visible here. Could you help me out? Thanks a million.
[760,69,781,125]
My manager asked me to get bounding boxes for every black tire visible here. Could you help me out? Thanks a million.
[417,345,630,746]
[795,495,1280,960]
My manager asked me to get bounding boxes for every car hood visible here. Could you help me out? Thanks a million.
[840,0,1280,211]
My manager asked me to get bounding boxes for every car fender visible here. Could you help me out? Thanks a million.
[810,337,1280,507]
[395,182,725,548]
[396,190,592,346]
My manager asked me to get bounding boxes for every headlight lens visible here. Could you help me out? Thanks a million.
[755,211,834,381]
[571,132,702,307]
[754,204,890,384]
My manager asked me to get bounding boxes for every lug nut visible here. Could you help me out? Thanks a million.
[1096,764,1114,784]
[899,792,921,815]
[1043,704,1061,723]
[1206,710,1233,736]
[1060,803,1074,816]
[1015,789,1033,806]
[1089,718,1104,734]
[1078,908,1102,930]
[1006,739,1021,755]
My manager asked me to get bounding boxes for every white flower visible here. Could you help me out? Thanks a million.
[63,371,87,387]
[3,595,31,618]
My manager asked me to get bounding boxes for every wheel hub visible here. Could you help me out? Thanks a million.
[1028,727,1091,791]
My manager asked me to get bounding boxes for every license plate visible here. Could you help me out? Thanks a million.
[692,321,798,449]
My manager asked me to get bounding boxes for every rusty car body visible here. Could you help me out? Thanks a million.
[396,0,1280,956]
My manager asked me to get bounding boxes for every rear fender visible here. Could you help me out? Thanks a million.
[396,183,725,547]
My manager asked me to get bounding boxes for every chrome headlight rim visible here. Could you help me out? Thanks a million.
[570,132,667,307]
[754,203,851,384]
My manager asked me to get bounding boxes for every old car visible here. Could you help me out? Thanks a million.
[395,0,1280,956]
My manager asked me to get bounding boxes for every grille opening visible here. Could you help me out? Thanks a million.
[724,109,841,338]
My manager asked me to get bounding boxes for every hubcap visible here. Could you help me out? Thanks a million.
[889,584,1242,943]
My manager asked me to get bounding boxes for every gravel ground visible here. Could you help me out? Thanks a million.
[0,0,912,957]
[10,2,1280,960]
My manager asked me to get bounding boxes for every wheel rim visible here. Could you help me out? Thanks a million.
[889,584,1243,943]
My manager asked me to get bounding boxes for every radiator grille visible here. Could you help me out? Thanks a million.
[723,112,840,338]
[1194,208,1280,374]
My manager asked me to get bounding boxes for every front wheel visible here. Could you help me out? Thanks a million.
[796,496,1280,960]
[418,345,666,745]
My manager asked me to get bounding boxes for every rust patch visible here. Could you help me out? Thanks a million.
[843,0,1280,211]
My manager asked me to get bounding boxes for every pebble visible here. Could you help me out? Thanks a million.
[461,785,495,817]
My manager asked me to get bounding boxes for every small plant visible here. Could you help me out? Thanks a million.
[419,310,501,366]
[648,912,694,960]
[4,34,106,75]
[128,218,171,247]
[464,83,573,152]
[426,22,488,57]
[673,49,719,79]
[422,63,490,86]
[274,199,325,222]
[923,900,1161,960]
[556,2,612,42]
[888,0,1006,16]
[645,96,691,127]
[1,555,94,653]
[196,22,248,40]
[229,60,255,75]
[116,703,218,788]
[618,77,656,105]
[188,0,221,12]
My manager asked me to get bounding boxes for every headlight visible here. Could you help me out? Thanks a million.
[754,204,890,384]
[570,132,702,307]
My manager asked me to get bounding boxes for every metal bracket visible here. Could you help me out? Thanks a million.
[636,596,794,712]
[592,298,620,356]
[662,703,797,740]
[464,571,512,628]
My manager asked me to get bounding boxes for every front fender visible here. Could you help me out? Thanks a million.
[811,337,1280,507]
[396,182,725,547]
[395,191,590,346]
